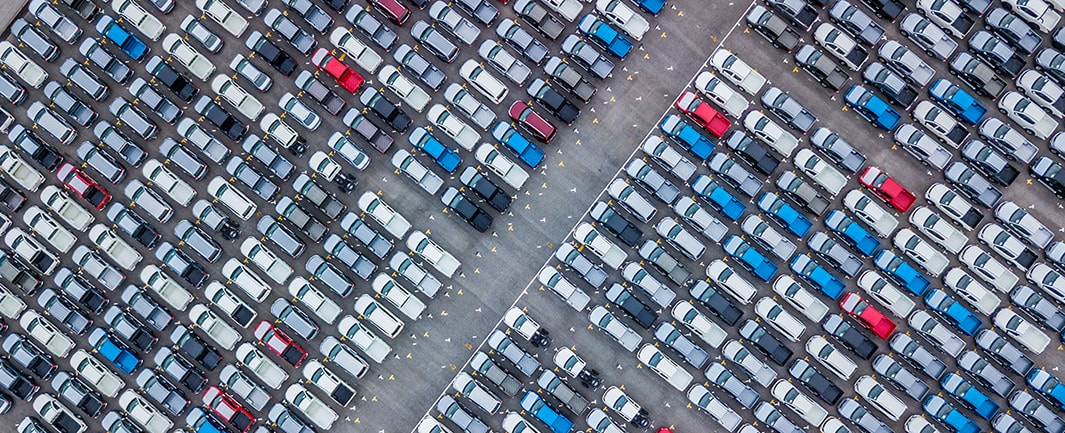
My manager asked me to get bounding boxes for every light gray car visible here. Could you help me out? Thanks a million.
[871,354,930,400]
[889,333,947,379]
[877,40,936,87]
[78,39,132,84]
[158,138,208,180]
[134,370,187,415]
[429,1,480,45]
[909,310,965,357]
[411,20,458,62]
[173,220,222,263]
[120,286,171,332]
[220,365,269,411]
[128,78,180,124]
[708,153,763,197]
[977,117,1038,163]
[561,34,614,79]
[555,243,607,288]
[496,18,548,64]
[809,127,866,173]
[838,399,891,433]
[899,13,958,60]
[108,98,157,140]
[704,363,758,408]
[270,298,319,340]
[894,124,951,170]
[393,44,445,90]
[76,142,125,183]
[945,161,1002,207]
[58,60,109,102]
[257,216,305,258]
[437,395,489,433]
[626,159,680,203]
[957,351,1015,397]
[486,330,539,376]
[654,322,709,369]
[994,201,1054,249]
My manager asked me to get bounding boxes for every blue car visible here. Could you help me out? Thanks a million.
[940,373,1000,420]
[633,0,666,14]
[87,327,140,374]
[519,391,573,433]
[1028,368,1065,410]
[873,250,930,296]
[929,78,987,124]
[757,192,811,237]
[824,210,880,256]
[923,395,980,433]
[845,85,901,131]
[692,175,746,221]
[789,254,845,299]
[723,235,777,281]
[492,122,544,168]
[660,114,714,160]
[186,407,227,433]
[409,127,460,172]
[95,15,149,62]
[924,289,983,335]
[577,15,632,58]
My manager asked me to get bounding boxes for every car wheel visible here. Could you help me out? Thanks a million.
[1025,128,1035,136]
[900,30,909,37]
[998,108,1007,115]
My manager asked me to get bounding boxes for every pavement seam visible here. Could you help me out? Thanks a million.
[406,1,761,430]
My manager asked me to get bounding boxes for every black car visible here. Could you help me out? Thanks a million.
[860,0,905,21]
[359,88,411,133]
[441,187,492,232]
[863,62,918,107]
[604,283,657,328]
[0,358,37,400]
[961,140,1018,186]
[588,201,641,247]
[245,31,297,76]
[788,359,844,404]
[194,96,248,141]
[0,178,25,212]
[738,319,792,365]
[6,125,63,171]
[765,0,818,30]
[746,5,801,52]
[170,326,221,371]
[821,314,877,359]
[527,78,579,124]
[107,204,162,248]
[459,167,512,213]
[689,280,743,326]
[145,56,197,102]
[724,130,779,175]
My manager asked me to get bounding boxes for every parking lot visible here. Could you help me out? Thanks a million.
[1,0,1065,432]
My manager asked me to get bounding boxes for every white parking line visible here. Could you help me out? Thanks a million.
[408,1,760,429]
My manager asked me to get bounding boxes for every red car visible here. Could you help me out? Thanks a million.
[674,91,731,138]
[371,0,410,25]
[839,292,897,339]
[203,386,255,433]
[858,166,916,212]
[253,321,307,367]
[311,48,364,94]
[56,162,110,210]
[508,101,556,143]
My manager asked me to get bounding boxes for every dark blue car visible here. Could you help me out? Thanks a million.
[577,15,632,58]
[95,15,149,62]
[492,122,544,168]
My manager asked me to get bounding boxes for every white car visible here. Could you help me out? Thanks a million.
[926,183,981,231]
[537,267,591,311]
[88,224,142,271]
[912,101,966,147]
[1029,263,1065,304]
[392,149,443,194]
[943,268,999,315]
[771,275,829,322]
[113,0,165,40]
[280,93,322,131]
[710,49,766,95]
[806,335,857,380]
[261,112,302,150]
[188,304,240,350]
[0,41,46,88]
[460,60,509,104]
[353,294,404,339]
[196,0,248,36]
[603,386,647,426]
[574,223,626,269]
[302,361,356,407]
[22,207,75,253]
[542,0,582,21]
[694,71,748,118]
[452,372,502,414]
[596,0,649,40]
[686,385,742,431]
[162,34,215,81]
[330,28,382,73]
[854,375,906,421]
[754,297,806,342]
[337,315,392,363]
[417,416,457,433]
[407,231,461,278]
[475,143,529,190]
[141,265,193,310]
[207,177,257,221]
[287,277,341,324]
[357,192,412,238]
[636,344,692,391]
[0,286,25,319]
[1017,69,1065,119]
[328,132,370,170]
[814,22,866,70]
[795,148,848,195]
[1004,0,1061,32]
[70,349,123,398]
[706,259,757,304]
[857,271,915,318]
[211,75,264,120]
[221,258,271,303]
[589,305,642,352]
[771,379,828,427]
[286,384,338,430]
[501,412,540,433]
[20,310,74,357]
[722,339,775,386]
[34,394,87,433]
[844,189,899,237]
[994,308,1050,353]
[370,274,426,320]
[204,282,257,328]
[743,111,800,157]
[240,238,293,284]
[999,91,1058,139]
[0,144,45,192]
[142,160,195,206]
[671,302,726,348]
[379,65,430,112]
[909,310,965,357]
[236,343,289,389]
[427,104,480,151]
[909,207,967,254]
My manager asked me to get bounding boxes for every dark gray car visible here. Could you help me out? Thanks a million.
[128,78,180,124]
[544,56,596,102]
[135,370,188,415]
[862,62,918,107]
[761,86,816,132]
[1011,285,1065,332]
[50,371,104,417]
[323,235,375,280]
[795,44,849,91]
[107,202,161,248]
[945,161,1002,207]
[949,52,1007,99]
[454,0,498,25]
[970,30,1024,77]
[257,217,305,258]
[514,0,564,40]
[776,171,830,215]
[0,71,26,104]
[961,139,1018,186]
[242,136,295,180]
[226,157,279,202]
[264,8,316,54]
[809,127,866,173]
[654,322,709,369]
[120,286,172,331]
[975,329,1032,375]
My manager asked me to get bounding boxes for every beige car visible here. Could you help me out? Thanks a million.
[41,186,93,231]
[240,238,293,284]
[288,277,342,324]
[20,310,75,357]
[141,265,193,310]
[379,65,430,112]
[143,159,195,206]
[0,144,45,191]
[113,0,165,40]
[34,394,87,433]
[406,230,461,278]
[0,285,26,319]
[22,206,76,253]
[89,224,142,271]
[0,41,46,88]
[222,258,271,303]
[196,0,248,36]
[286,384,339,430]
[207,177,256,220]
[70,349,123,398]
[330,28,382,73]
[189,304,241,350]
[211,75,264,120]
[163,34,215,81]
[460,59,508,104]
[236,343,288,389]
[119,390,174,433]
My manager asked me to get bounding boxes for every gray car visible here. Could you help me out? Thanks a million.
[877,40,936,87]
[871,354,930,400]
[226,157,279,202]
[269,404,315,433]
[3,333,56,379]
[838,399,891,433]
[776,171,830,215]
[808,232,863,277]
[626,159,680,203]
[863,62,918,108]
[176,118,231,164]
[654,322,709,369]
[50,371,104,417]
[0,71,25,104]
[561,35,614,79]
[472,351,522,397]
[181,16,223,53]
[970,30,1025,77]
[975,329,1033,375]
[961,139,1018,186]
[496,18,548,64]
[76,142,124,183]
[761,86,816,132]
[810,127,866,173]
[323,235,376,280]
[120,286,171,331]
[393,44,445,90]
[957,350,1015,397]
[486,330,538,376]
[135,370,187,415]
[514,0,565,40]
[270,299,319,340]
[28,0,81,43]
[78,39,132,84]
[555,243,607,288]
[1010,390,1065,433]
[639,240,691,285]
[277,197,328,242]
[977,117,1038,163]
[285,0,332,33]
[107,202,161,248]
[437,395,489,433]
[338,212,392,259]
[242,136,294,180]
[704,362,759,408]
[346,8,398,50]
[894,124,951,170]
[319,337,368,380]
[889,333,947,379]
[1013,284,1065,332]
[411,20,458,62]
[429,1,480,45]
[174,220,222,263]
[264,9,316,54]
[36,288,92,336]
[544,56,596,102]
[304,255,354,298]
[1036,48,1065,83]
[945,161,1001,207]
[108,98,157,140]
[829,0,885,46]
[156,242,208,288]
[454,0,498,25]
[128,78,180,124]
[709,153,765,197]
[949,52,1007,99]
[995,201,1053,249]
[900,13,958,61]
[753,401,803,433]
[11,19,58,62]
[985,8,1041,54]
